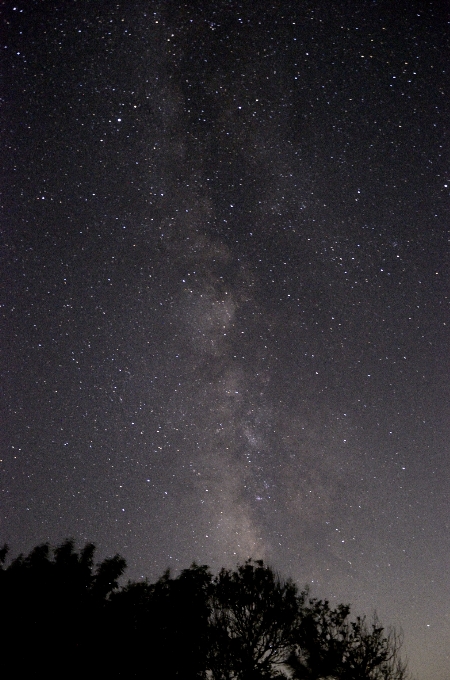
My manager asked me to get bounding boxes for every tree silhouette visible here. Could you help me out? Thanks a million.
[109,562,212,678]
[0,539,126,678]
[287,599,411,680]
[207,559,302,680]
[0,541,412,680]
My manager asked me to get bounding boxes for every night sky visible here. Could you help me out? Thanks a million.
[2,1,449,677]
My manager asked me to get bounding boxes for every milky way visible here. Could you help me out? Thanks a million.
[2,2,449,678]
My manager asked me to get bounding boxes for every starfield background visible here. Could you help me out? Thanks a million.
[2,1,449,678]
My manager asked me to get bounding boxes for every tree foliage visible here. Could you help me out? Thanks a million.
[208,559,301,680]
[0,540,412,680]
[0,539,125,677]
[288,598,409,680]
